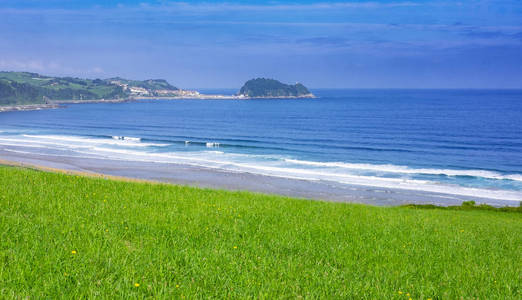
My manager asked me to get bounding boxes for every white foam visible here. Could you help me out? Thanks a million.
[206,142,220,148]
[2,133,521,201]
[2,147,101,160]
[284,159,522,182]
[66,146,522,201]
[113,136,141,142]
[506,174,522,181]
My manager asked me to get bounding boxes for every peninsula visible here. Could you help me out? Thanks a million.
[0,71,185,106]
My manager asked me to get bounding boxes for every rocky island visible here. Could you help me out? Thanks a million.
[238,78,314,98]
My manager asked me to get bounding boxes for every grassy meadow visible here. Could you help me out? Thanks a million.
[0,166,520,298]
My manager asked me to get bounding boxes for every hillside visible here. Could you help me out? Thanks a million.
[107,77,178,92]
[239,78,313,98]
[0,165,520,298]
[0,72,180,105]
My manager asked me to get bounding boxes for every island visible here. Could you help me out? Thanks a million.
[238,78,314,98]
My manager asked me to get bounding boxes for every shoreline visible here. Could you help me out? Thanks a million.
[0,93,316,113]
[51,98,136,104]
[0,98,135,113]
[135,93,316,100]
[0,103,62,112]
[0,158,160,185]
[0,147,517,207]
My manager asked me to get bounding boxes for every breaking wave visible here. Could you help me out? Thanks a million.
[283,159,522,182]
[1,132,521,201]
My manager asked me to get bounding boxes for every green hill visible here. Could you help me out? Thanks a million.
[107,77,178,91]
[0,72,127,105]
[239,78,313,98]
[0,165,520,298]
[0,72,179,106]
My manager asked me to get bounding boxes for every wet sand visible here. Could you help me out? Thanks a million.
[0,147,516,207]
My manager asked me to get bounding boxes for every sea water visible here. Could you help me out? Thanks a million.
[0,89,521,201]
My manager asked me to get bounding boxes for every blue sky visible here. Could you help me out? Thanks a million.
[1,1,522,88]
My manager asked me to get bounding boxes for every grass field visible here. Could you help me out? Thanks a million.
[0,166,520,298]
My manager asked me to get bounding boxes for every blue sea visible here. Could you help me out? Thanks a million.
[1,89,521,201]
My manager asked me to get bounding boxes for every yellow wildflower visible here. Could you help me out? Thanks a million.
[134,283,140,287]
[233,246,238,249]
[71,250,77,254]
[176,284,180,288]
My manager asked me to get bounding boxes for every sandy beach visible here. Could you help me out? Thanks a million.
[0,147,516,207]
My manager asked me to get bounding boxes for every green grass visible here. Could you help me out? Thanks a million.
[0,72,51,86]
[0,166,520,299]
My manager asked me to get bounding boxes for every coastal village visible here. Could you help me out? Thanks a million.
[109,79,202,98]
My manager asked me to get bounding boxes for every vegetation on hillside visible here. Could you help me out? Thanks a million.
[0,166,520,298]
[0,72,126,105]
[107,77,178,91]
[0,72,179,105]
[239,78,312,97]
[403,200,521,213]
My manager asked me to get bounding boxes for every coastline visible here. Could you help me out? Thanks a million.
[0,93,316,113]
[0,103,62,112]
[51,98,136,104]
[0,158,159,185]
[0,147,517,207]
[135,93,316,100]
[0,98,135,113]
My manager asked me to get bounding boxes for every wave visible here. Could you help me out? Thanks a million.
[283,159,522,182]
[112,136,141,142]
[135,134,417,154]
[15,134,168,147]
[1,133,521,201]
[54,146,522,201]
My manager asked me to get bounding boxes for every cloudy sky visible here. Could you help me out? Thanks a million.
[1,0,522,88]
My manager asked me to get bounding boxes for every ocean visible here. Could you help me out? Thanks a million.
[1,89,521,202]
